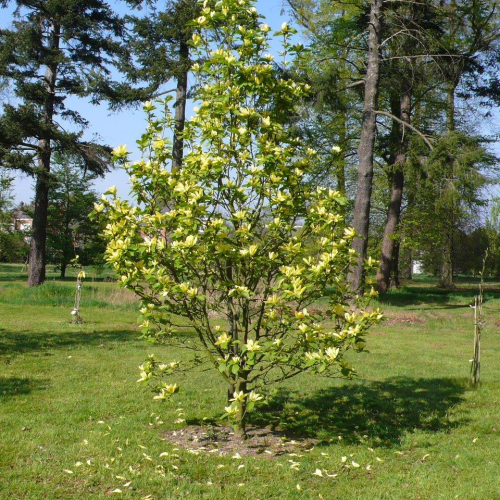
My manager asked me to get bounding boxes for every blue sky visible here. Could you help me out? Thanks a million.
[8,0,295,204]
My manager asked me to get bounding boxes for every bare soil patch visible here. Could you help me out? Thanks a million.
[385,314,426,326]
[164,425,316,458]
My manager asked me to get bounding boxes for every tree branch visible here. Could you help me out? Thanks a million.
[375,110,434,150]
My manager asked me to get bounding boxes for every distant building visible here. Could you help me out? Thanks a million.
[11,210,33,232]
[412,260,424,275]
[10,210,33,244]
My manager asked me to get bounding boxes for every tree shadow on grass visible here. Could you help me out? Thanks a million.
[249,377,467,448]
[0,327,138,357]
[0,376,49,398]
[375,287,498,308]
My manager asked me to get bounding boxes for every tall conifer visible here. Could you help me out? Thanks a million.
[0,0,124,285]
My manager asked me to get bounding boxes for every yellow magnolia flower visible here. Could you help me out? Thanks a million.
[224,404,238,416]
[333,304,344,316]
[295,308,309,319]
[230,391,246,403]
[233,210,247,220]
[229,286,251,299]
[298,323,309,334]
[305,351,323,361]
[366,256,376,267]
[325,347,340,361]
[344,312,357,324]
[344,227,356,239]
[164,383,178,394]
[112,145,128,159]
[137,371,152,383]
[266,294,280,306]
[192,33,202,46]
[153,138,166,150]
[215,333,232,347]
[153,384,178,400]
[184,235,198,248]
[248,244,258,257]
[245,339,261,352]
[197,15,207,26]
[248,391,263,402]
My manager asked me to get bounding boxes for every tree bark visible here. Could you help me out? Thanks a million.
[392,239,401,287]
[233,378,247,441]
[28,21,60,287]
[333,103,348,219]
[376,89,411,294]
[440,231,455,287]
[348,0,383,292]
[439,83,458,288]
[172,40,189,172]
[336,94,348,200]
[377,169,404,294]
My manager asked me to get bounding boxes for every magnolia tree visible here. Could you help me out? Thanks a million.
[98,0,382,439]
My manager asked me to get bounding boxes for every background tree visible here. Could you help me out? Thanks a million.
[115,0,201,170]
[0,0,123,286]
[100,0,382,440]
[287,0,500,291]
[400,132,495,283]
[42,155,107,278]
[0,170,29,262]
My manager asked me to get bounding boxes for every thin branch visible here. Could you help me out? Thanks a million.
[344,80,365,89]
[375,110,434,150]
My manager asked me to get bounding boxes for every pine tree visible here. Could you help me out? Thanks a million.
[0,0,124,285]
[116,0,201,170]
[43,155,106,279]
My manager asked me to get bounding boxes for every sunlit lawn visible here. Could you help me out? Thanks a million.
[1,263,500,499]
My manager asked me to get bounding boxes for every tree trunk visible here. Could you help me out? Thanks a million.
[28,21,59,287]
[348,0,383,292]
[439,83,458,288]
[392,240,401,287]
[60,262,66,279]
[233,378,247,441]
[172,40,189,172]
[336,101,347,200]
[376,90,411,294]
[376,169,404,294]
[440,231,455,288]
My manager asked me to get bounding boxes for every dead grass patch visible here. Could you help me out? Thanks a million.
[385,314,426,326]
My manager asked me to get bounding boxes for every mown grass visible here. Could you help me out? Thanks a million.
[1,267,500,499]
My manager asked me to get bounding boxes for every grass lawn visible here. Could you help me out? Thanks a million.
[1,263,500,499]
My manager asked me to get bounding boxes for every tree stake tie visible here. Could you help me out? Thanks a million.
[71,270,85,324]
